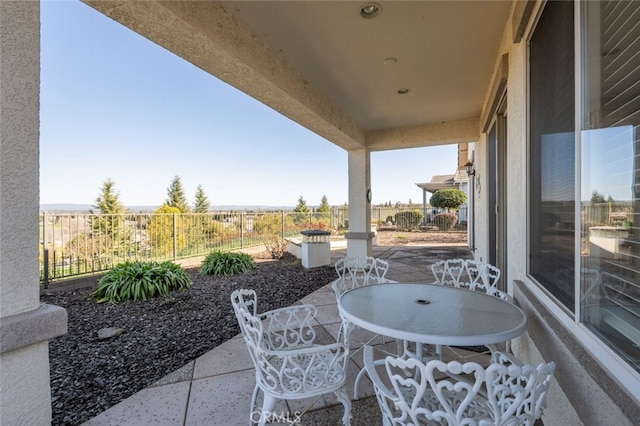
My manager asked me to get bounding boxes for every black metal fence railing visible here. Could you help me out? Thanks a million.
[40,206,467,286]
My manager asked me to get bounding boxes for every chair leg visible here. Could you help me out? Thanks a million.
[257,392,278,426]
[353,366,367,400]
[334,385,352,426]
[249,384,260,426]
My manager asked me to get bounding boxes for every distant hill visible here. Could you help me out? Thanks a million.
[40,204,295,213]
[40,204,95,212]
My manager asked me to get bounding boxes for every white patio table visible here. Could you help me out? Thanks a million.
[337,282,528,353]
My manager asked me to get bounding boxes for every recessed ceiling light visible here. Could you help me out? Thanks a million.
[360,2,382,19]
[397,88,410,95]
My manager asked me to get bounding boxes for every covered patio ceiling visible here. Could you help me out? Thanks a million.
[83,1,511,152]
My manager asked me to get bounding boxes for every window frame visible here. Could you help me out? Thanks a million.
[524,0,640,397]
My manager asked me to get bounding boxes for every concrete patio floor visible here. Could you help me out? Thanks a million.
[82,243,483,426]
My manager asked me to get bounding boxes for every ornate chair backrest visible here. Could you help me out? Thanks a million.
[486,352,556,423]
[333,256,390,298]
[231,289,322,395]
[431,260,448,284]
[530,360,556,417]
[369,257,391,284]
[368,348,555,425]
[231,289,318,352]
[230,289,264,366]
[259,304,317,351]
[380,355,489,425]
[421,359,488,424]
[445,259,466,288]
[432,259,464,286]
[464,260,505,299]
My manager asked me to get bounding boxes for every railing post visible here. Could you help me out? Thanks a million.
[281,210,285,239]
[173,212,177,261]
[240,212,245,248]
[331,208,336,229]
[42,212,49,288]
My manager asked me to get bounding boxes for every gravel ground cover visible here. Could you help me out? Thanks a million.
[41,231,466,425]
[42,254,337,426]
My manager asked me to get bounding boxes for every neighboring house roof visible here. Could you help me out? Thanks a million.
[453,168,469,183]
[431,174,456,183]
[416,170,467,193]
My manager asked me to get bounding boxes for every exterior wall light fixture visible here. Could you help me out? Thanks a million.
[465,161,475,176]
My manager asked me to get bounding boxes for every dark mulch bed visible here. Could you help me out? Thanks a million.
[40,253,337,426]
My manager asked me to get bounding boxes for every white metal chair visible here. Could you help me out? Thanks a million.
[332,256,406,399]
[486,351,556,423]
[410,258,476,363]
[231,289,351,426]
[439,258,467,287]
[332,256,396,346]
[364,345,555,426]
[430,258,508,354]
[432,258,504,299]
[332,255,393,299]
[464,259,506,300]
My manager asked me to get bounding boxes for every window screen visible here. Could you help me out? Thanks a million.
[529,0,576,311]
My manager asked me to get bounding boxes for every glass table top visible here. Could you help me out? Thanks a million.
[338,283,528,346]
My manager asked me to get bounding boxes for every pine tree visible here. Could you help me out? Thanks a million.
[92,178,127,238]
[294,196,310,213]
[293,196,310,225]
[591,190,606,204]
[166,176,190,213]
[193,184,211,213]
[94,178,125,214]
[317,195,331,213]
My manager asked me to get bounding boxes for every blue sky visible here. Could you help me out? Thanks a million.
[40,0,458,208]
[581,126,634,202]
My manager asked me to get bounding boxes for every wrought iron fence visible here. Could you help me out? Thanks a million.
[40,206,467,285]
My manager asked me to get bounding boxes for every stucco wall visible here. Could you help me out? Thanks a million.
[0,343,53,425]
[0,0,40,318]
[0,2,58,424]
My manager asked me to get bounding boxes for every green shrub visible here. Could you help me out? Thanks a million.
[434,212,458,230]
[430,188,468,211]
[94,260,193,303]
[200,251,255,276]
[253,214,284,235]
[394,210,424,231]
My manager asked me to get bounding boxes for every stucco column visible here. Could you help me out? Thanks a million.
[0,2,67,424]
[345,148,373,257]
